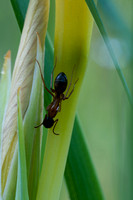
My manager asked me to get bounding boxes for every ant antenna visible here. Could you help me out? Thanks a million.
[64,64,76,97]
[35,59,54,97]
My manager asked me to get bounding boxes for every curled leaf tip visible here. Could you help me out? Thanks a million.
[36,32,39,37]
[5,50,11,59]
[17,87,21,95]
[1,51,11,75]
[36,32,42,47]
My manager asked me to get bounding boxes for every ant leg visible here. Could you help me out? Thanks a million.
[36,59,54,97]
[64,65,76,98]
[34,121,43,128]
[50,57,57,92]
[52,119,59,135]
[63,78,79,100]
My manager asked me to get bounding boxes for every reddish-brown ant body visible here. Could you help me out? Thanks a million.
[34,59,78,135]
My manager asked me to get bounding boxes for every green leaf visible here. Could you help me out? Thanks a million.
[85,0,133,106]
[65,116,104,200]
[16,88,29,200]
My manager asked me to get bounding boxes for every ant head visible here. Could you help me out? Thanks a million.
[43,114,54,128]
[54,72,68,94]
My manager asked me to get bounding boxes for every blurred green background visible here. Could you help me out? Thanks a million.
[0,0,132,200]
[0,1,20,69]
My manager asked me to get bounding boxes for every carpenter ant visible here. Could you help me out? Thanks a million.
[34,59,78,135]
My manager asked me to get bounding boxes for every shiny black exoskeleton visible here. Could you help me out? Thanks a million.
[34,59,78,135]
[42,114,54,128]
[54,72,68,95]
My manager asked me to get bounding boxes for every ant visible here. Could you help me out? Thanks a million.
[34,59,78,135]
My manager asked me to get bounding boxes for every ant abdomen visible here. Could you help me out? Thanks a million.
[43,114,55,128]
[54,72,68,94]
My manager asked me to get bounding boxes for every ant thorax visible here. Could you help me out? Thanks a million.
[47,93,64,119]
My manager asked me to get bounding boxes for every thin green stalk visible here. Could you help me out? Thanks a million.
[85,0,133,106]
[16,88,29,200]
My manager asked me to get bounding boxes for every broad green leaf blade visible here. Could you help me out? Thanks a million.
[85,0,133,106]
[65,116,104,200]
[37,0,94,199]
[0,51,11,140]
[16,88,29,200]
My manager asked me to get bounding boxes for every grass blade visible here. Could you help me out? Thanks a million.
[65,116,104,200]
[16,88,29,200]
[85,0,133,106]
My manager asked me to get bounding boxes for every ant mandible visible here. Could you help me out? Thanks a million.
[34,59,78,135]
